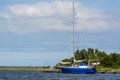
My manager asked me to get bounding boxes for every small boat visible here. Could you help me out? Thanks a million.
[60,0,99,74]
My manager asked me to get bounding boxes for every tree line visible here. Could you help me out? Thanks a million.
[58,48,120,69]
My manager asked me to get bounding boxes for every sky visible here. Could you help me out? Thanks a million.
[0,0,120,66]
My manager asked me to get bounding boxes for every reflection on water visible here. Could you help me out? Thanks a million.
[0,71,120,80]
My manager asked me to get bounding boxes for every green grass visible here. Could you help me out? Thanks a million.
[96,65,120,72]
[0,66,51,71]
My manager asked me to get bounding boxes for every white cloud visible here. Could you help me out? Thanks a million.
[1,0,120,33]
[8,1,72,17]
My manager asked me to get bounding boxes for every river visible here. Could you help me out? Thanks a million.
[0,70,120,80]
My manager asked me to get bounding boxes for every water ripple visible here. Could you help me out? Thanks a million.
[0,71,120,80]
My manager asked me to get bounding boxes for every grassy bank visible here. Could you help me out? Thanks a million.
[0,66,56,71]
[97,65,120,72]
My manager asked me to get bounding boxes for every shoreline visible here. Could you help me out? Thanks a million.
[0,66,120,74]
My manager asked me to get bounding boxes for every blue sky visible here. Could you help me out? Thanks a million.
[0,0,120,66]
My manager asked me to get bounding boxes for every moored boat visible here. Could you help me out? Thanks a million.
[60,62,96,74]
[60,0,100,74]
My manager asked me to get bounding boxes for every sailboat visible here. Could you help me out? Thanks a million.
[60,0,99,74]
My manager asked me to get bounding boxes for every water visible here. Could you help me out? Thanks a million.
[0,71,120,80]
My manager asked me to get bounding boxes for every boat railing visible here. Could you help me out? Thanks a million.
[60,61,71,65]
[74,59,85,63]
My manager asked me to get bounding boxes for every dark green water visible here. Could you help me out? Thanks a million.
[0,71,120,80]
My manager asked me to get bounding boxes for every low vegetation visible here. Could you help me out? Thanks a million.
[0,66,51,71]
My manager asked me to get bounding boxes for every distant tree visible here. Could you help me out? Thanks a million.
[101,55,113,67]
[74,49,86,60]
[109,53,120,68]
[62,58,72,62]
[97,51,107,61]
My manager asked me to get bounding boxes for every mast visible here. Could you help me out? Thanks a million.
[72,0,75,61]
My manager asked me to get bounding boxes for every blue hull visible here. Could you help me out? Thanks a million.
[60,67,96,74]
